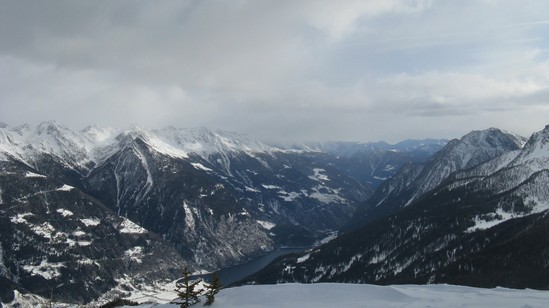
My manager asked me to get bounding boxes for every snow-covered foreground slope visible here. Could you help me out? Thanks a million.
[128,283,549,308]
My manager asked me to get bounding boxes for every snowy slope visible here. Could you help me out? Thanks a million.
[0,122,126,177]
[248,125,549,290]
[0,122,281,168]
[158,126,278,157]
[189,284,549,308]
[1,122,376,305]
[10,283,549,307]
[98,283,549,308]
[275,139,447,189]
[437,125,549,229]
[350,128,526,227]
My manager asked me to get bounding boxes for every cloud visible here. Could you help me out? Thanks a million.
[298,0,433,40]
[1,0,549,142]
[372,69,548,113]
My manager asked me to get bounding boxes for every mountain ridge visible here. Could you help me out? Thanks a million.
[347,127,527,229]
[1,121,382,304]
[239,125,549,291]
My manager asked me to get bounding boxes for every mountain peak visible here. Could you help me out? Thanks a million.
[440,128,524,170]
[361,127,526,221]
[460,127,524,147]
[81,125,119,144]
[510,125,549,168]
[36,120,65,133]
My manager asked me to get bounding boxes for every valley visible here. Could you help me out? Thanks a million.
[0,122,444,305]
[3,122,549,306]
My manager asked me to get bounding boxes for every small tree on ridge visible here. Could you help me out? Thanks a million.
[172,267,202,308]
[203,272,223,306]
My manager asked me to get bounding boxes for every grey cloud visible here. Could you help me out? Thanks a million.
[1,0,549,142]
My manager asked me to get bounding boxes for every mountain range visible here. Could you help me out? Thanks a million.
[242,126,549,290]
[0,121,444,305]
[7,121,548,305]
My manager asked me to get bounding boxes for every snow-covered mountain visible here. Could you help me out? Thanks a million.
[0,158,188,304]
[348,128,526,228]
[275,139,447,188]
[241,125,549,290]
[0,121,376,304]
[0,122,280,173]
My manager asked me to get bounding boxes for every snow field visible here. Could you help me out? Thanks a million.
[123,283,549,308]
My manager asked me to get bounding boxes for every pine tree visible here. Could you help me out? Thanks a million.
[172,267,202,308]
[203,272,223,306]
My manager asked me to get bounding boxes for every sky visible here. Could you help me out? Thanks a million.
[1,0,549,143]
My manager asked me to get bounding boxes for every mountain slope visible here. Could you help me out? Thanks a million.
[348,128,526,228]
[276,139,447,189]
[79,126,374,266]
[241,126,549,290]
[0,159,187,304]
[0,122,375,304]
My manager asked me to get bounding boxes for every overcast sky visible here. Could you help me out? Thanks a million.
[1,0,549,143]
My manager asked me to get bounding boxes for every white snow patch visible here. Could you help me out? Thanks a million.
[22,260,64,280]
[77,258,97,265]
[30,222,56,239]
[308,168,330,182]
[256,220,276,230]
[341,254,363,272]
[5,290,49,307]
[120,219,148,234]
[77,241,92,246]
[278,190,300,202]
[24,171,47,178]
[137,130,189,159]
[245,186,260,193]
[13,276,549,307]
[191,162,213,172]
[318,231,339,245]
[262,184,280,189]
[132,146,153,200]
[120,278,182,305]
[56,184,74,191]
[64,237,77,247]
[183,201,195,229]
[152,283,549,308]
[10,212,33,224]
[125,246,145,264]
[96,275,209,306]
[72,230,87,237]
[56,208,73,217]
[368,251,389,264]
[467,209,517,232]
[525,196,549,214]
[309,186,345,204]
[469,197,549,233]
[80,218,100,227]
[297,253,310,263]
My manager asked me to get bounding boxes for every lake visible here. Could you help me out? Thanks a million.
[194,247,308,286]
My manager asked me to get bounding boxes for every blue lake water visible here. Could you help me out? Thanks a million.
[194,247,308,286]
